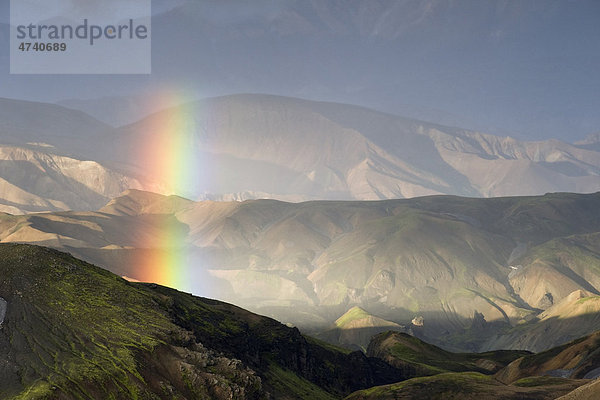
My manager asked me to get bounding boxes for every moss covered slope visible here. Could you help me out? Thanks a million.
[0,244,400,399]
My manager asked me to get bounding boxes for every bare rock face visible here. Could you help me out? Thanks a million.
[471,311,487,331]
[539,292,554,309]
[364,270,395,302]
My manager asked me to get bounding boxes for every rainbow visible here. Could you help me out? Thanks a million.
[140,90,203,198]
[128,89,206,294]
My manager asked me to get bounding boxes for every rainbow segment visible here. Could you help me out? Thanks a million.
[129,90,204,294]
[141,91,202,198]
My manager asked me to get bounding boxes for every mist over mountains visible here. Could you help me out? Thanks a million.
[3,243,599,399]
[0,94,599,214]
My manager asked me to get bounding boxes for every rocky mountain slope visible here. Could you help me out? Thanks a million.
[0,98,155,213]
[2,190,600,352]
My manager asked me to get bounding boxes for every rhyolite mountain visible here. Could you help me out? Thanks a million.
[112,94,600,200]
[2,190,600,352]
[1,94,600,213]
[1,243,598,400]
[0,98,153,213]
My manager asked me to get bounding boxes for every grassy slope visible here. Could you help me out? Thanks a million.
[367,331,529,376]
[349,329,600,399]
[495,331,600,384]
[344,372,586,400]
[0,244,402,400]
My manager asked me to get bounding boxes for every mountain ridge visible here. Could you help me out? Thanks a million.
[1,94,599,213]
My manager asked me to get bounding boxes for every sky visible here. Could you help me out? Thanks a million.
[1,0,599,142]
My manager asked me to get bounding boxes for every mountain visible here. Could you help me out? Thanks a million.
[57,93,196,128]
[1,95,599,207]
[318,306,410,351]
[482,290,600,352]
[0,98,162,213]
[367,331,530,376]
[2,190,600,352]
[345,372,587,400]
[0,145,145,214]
[0,98,112,159]
[110,94,600,201]
[576,132,600,152]
[495,330,600,384]
[347,330,600,399]
[0,243,405,399]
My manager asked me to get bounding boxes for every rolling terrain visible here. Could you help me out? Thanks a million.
[1,243,598,399]
[1,190,600,352]
[0,98,155,213]
[348,330,600,399]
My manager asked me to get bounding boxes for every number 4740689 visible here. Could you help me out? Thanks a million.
[18,42,67,51]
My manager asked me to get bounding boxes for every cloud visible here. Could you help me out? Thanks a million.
[12,0,151,23]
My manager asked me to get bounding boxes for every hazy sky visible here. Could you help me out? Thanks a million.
[1,0,599,142]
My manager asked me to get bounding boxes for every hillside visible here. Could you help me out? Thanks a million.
[318,307,409,351]
[367,331,529,377]
[0,99,157,213]
[344,372,587,400]
[346,330,600,399]
[0,243,403,399]
[1,191,600,351]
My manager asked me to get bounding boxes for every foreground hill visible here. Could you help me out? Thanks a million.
[2,191,600,352]
[2,243,597,399]
[0,243,405,399]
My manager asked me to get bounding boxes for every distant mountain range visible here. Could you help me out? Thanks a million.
[0,94,599,214]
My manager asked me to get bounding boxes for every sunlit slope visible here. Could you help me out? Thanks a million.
[347,329,600,400]
[482,291,600,352]
[367,331,529,376]
[495,330,600,384]
[344,372,586,400]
